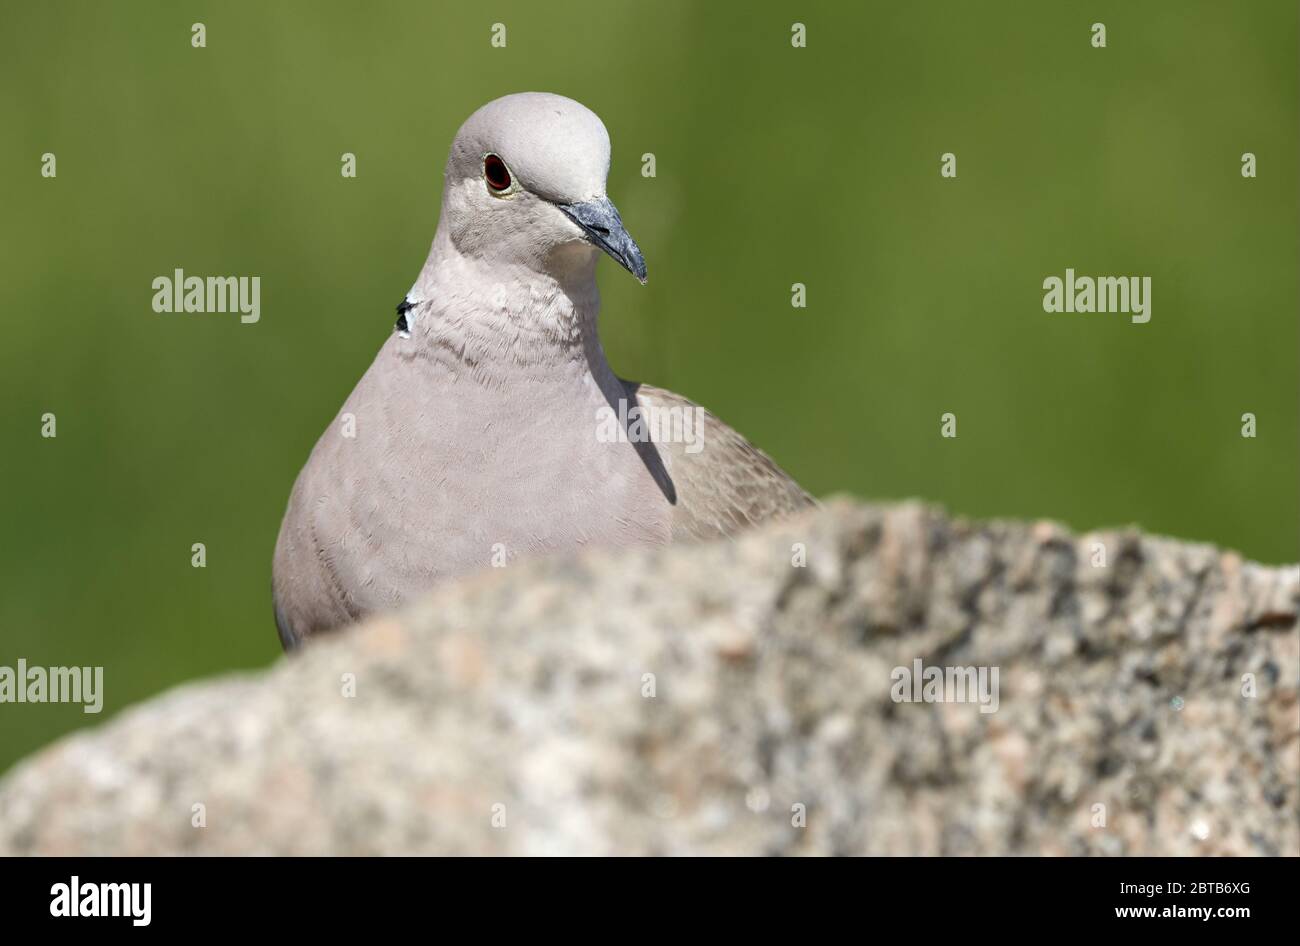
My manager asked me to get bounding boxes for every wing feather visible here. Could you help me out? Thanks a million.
[627,382,815,540]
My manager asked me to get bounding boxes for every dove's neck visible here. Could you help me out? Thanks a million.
[407,231,620,394]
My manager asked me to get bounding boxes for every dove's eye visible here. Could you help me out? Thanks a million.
[484,154,512,192]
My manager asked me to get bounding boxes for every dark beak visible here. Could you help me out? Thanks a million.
[558,197,647,283]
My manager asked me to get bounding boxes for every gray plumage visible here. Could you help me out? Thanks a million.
[273,93,812,648]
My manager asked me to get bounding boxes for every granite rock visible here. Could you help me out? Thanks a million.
[1,499,1296,855]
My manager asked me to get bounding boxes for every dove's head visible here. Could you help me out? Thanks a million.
[439,92,646,283]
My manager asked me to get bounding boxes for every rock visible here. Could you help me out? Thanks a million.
[1,499,1296,855]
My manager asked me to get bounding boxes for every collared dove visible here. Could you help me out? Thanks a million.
[272,92,812,648]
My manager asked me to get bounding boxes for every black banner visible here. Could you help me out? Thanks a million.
[0,855,1286,933]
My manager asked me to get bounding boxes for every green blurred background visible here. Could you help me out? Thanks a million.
[1,0,1296,773]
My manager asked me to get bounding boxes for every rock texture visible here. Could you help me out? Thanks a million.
[1,500,1296,855]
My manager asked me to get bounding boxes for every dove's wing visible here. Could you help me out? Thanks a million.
[625,381,815,540]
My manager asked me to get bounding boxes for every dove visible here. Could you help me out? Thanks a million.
[272,92,812,648]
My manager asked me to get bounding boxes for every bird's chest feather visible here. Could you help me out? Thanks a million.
[311,355,670,612]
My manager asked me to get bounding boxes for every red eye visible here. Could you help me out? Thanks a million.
[484,154,511,191]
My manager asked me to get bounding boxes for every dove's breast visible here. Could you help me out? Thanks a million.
[271,340,673,645]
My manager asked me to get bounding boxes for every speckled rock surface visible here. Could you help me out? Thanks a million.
[1,499,1296,855]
